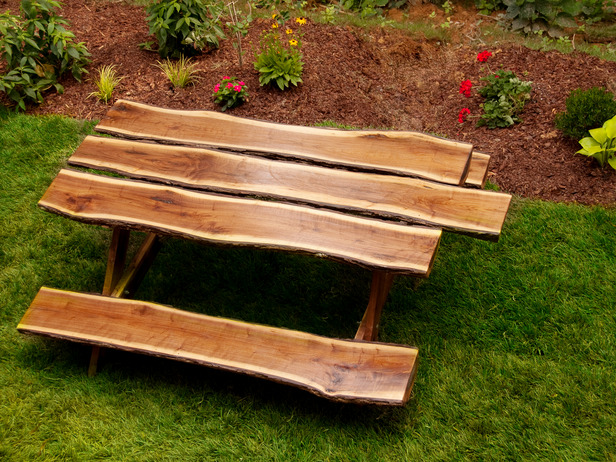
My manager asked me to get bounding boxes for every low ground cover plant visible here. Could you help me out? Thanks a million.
[212,76,248,111]
[254,15,305,90]
[0,0,90,110]
[555,87,616,140]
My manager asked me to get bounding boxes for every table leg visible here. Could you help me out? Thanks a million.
[355,270,395,342]
[89,230,162,376]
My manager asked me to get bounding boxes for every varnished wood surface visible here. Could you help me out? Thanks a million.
[19,287,419,405]
[466,151,491,188]
[39,169,442,275]
[69,136,511,240]
[95,100,474,186]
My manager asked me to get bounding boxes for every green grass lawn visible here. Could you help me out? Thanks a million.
[1,110,615,460]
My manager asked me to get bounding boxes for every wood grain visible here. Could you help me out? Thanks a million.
[69,136,511,240]
[39,169,442,275]
[19,287,419,405]
[95,99,474,186]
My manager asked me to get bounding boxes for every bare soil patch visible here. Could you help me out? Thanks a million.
[2,0,616,205]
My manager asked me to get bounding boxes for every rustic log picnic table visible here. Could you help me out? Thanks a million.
[18,100,511,405]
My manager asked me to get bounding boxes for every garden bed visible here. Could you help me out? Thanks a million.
[1,0,616,205]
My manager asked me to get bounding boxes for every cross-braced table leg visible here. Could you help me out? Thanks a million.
[355,270,396,342]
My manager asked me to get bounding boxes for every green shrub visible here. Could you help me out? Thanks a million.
[0,0,90,110]
[555,87,616,140]
[145,0,225,59]
[477,69,532,129]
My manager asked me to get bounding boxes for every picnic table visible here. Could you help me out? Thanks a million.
[18,100,511,405]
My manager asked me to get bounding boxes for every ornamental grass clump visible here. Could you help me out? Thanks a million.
[156,55,199,88]
[254,15,305,90]
[212,76,248,111]
[88,65,123,104]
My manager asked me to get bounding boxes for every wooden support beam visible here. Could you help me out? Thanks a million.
[355,271,396,342]
[89,231,162,376]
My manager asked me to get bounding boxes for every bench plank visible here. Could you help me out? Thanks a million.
[19,287,419,405]
[95,100,474,186]
[39,169,441,276]
[69,136,511,240]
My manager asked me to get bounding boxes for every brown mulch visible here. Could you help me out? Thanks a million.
[1,0,615,206]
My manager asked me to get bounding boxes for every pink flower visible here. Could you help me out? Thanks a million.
[222,76,230,80]
[477,50,492,62]
[227,82,234,89]
[238,81,245,86]
[214,84,220,92]
[458,108,471,123]
[234,85,242,92]
[459,79,472,98]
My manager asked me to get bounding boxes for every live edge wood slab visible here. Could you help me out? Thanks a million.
[18,100,512,405]
[20,288,418,405]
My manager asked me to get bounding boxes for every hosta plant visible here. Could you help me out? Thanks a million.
[576,115,616,169]
[212,76,248,111]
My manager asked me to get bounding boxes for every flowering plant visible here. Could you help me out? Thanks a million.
[253,16,305,90]
[456,50,532,129]
[212,76,248,111]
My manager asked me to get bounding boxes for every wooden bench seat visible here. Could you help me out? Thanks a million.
[40,169,442,276]
[95,100,483,187]
[19,288,418,405]
[69,136,511,240]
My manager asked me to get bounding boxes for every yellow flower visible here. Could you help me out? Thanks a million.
[272,13,277,19]
[295,17,306,25]
[289,39,298,46]
[286,28,293,35]
[271,22,278,29]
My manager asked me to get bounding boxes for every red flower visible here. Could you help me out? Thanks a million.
[477,50,492,62]
[458,108,471,123]
[459,79,472,98]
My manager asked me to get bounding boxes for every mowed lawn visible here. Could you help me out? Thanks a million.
[1,110,615,460]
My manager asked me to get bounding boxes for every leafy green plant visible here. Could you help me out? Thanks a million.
[475,0,506,15]
[145,0,225,59]
[0,0,90,110]
[340,0,387,18]
[156,55,199,87]
[254,18,304,90]
[576,114,616,169]
[88,65,123,104]
[555,87,616,140]
[212,76,248,111]
[477,70,532,128]
[502,0,579,36]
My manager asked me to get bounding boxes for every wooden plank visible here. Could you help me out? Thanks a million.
[95,100,473,186]
[39,169,442,276]
[19,288,419,405]
[467,151,491,188]
[69,136,511,240]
